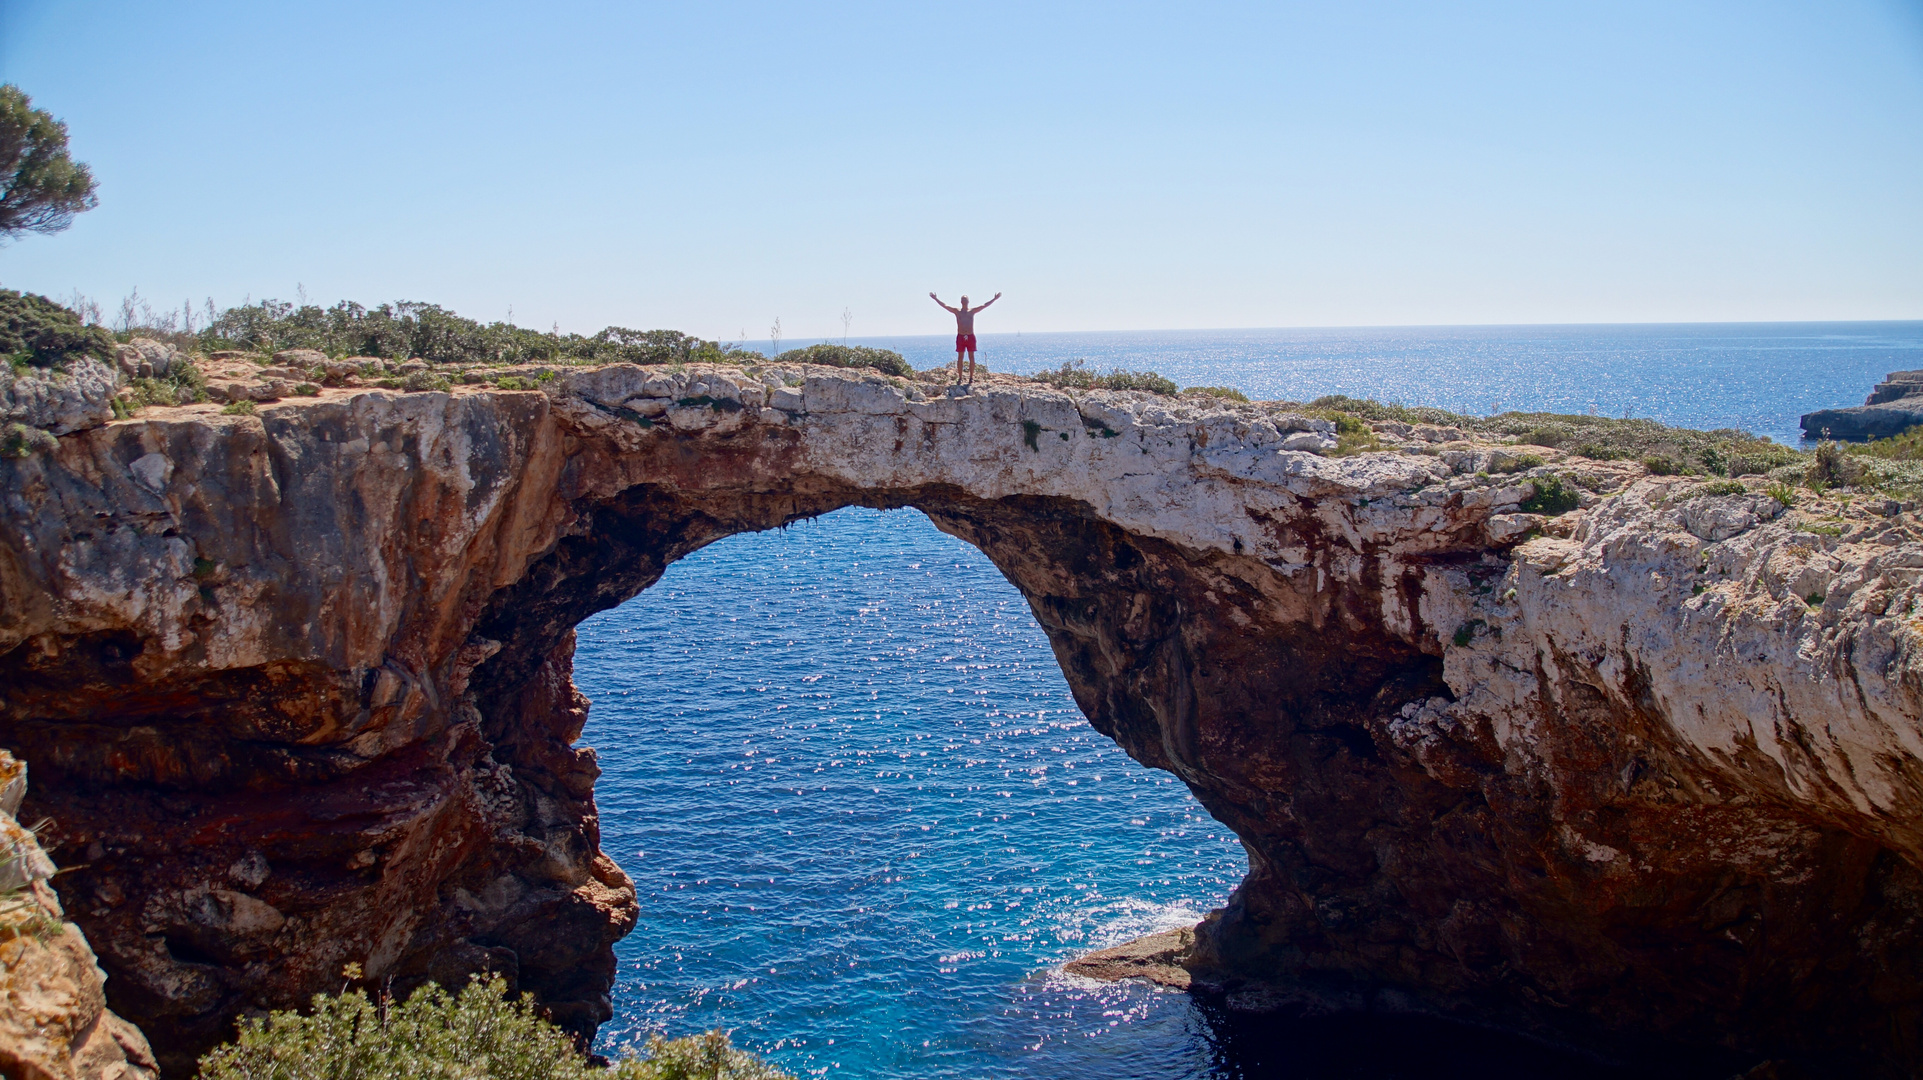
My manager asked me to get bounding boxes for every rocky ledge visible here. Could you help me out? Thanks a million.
[0,750,157,1080]
[1801,369,1923,441]
[2,363,1919,1075]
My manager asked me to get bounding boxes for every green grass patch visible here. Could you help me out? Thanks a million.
[221,400,257,416]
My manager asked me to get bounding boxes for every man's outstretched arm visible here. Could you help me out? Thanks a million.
[929,292,958,313]
[972,292,1003,311]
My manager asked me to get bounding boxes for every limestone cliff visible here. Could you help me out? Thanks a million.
[0,750,157,1080]
[1,364,1919,1075]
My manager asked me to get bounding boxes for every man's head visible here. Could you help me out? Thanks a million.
[960,296,969,307]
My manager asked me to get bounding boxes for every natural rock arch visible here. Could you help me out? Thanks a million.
[4,364,1921,1075]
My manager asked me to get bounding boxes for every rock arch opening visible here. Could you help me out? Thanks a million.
[456,477,1446,1053]
[570,506,1246,1069]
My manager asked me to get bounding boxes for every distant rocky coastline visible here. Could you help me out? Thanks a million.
[1801,370,1923,440]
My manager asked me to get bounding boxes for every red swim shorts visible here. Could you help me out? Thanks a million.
[955,334,978,353]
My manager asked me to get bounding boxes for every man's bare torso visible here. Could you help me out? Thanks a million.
[952,307,977,334]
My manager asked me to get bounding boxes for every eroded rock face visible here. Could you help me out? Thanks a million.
[0,750,158,1080]
[1,365,1921,1075]
[1,359,120,437]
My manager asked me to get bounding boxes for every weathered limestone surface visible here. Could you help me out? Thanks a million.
[2,364,1921,1075]
[1,359,120,437]
[0,751,158,1080]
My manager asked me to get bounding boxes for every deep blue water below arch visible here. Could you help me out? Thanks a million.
[573,508,1736,1079]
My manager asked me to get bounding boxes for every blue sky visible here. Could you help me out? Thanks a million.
[1,1,1919,339]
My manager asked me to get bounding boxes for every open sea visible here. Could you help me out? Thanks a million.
[578,323,1923,1079]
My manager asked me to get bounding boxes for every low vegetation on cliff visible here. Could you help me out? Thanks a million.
[1,289,115,370]
[773,342,912,377]
[199,974,790,1080]
[197,299,768,370]
[1031,358,1179,395]
[1294,394,1801,478]
[76,292,917,379]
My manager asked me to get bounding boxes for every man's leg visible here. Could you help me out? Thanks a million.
[967,349,976,382]
[955,351,965,383]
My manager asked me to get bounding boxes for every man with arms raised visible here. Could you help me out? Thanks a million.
[930,291,1000,384]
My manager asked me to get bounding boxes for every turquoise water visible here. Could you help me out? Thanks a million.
[577,324,1923,1078]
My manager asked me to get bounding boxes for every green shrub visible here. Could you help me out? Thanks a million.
[774,343,912,377]
[402,372,452,393]
[1032,359,1178,396]
[0,289,115,369]
[292,383,321,396]
[1184,385,1249,403]
[1766,482,1797,508]
[221,400,257,416]
[1850,425,1923,462]
[1308,412,1369,437]
[197,976,790,1080]
[495,376,530,390]
[377,377,403,389]
[197,299,757,368]
[1489,453,1546,475]
[1520,475,1581,515]
[624,1031,794,1080]
[0,422,56,458]
[122,353,206,408]
[1808,440,1862,488]
[1301,394,1468,427]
